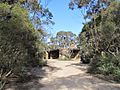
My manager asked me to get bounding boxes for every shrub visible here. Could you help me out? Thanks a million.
[89,52,120,82]
[0,3,44,89]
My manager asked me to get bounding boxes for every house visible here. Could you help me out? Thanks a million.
[45,48,80,60]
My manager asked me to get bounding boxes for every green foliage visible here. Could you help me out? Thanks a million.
[0,3,47,89]
[39,59,47,66]
[49,31,78,49]
[0,3,41,67]
[69,0,111,19]
[78,1,120,82]
[95,53,120,81]
[0,0,54,29]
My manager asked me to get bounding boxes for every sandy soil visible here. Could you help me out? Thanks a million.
[6,59,120,90]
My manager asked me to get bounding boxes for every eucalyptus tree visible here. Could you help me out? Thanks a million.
[0,0,53,89]
[74,0,120,81]
[0,0,53,29]
[56,31,77,49]
[69,0,112,52]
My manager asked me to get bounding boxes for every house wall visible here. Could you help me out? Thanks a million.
[46,49,80,60]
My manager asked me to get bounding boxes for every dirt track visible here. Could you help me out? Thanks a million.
[6,59,120,90]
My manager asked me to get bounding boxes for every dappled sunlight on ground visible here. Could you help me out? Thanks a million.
[5,59,120,90]
[40,59,120,90]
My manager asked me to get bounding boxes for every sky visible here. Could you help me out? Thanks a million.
[46,0,85,36]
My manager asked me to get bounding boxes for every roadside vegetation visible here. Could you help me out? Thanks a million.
[70,0,120,82]
[0,0,120,89]
[0,0,52,89]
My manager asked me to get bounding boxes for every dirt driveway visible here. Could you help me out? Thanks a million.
[6,59,120,90]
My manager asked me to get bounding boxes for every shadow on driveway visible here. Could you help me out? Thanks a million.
[41,74,120,90]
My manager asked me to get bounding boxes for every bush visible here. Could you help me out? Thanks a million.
[0,3,39,70]
[89,52,120,82]
[0,3,44,89]
[79,1,120,82]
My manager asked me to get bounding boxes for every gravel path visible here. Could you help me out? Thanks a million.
[6,59,120,90]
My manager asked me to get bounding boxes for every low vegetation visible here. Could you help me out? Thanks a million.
[0,0,120,89]
[0,0,52,89]
[73,0,120,82]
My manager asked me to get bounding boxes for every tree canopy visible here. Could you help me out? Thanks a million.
[0,0,54,29]
[0,0,52,89]
[69,0,111,18]
[78,0,120,81]
[48,31,78,49]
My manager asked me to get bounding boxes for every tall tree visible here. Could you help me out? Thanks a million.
[0,0,54,29]
[69,0,114,52]
[0,0,53,89]
[78,1,120,81]
[49,31,78,49]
